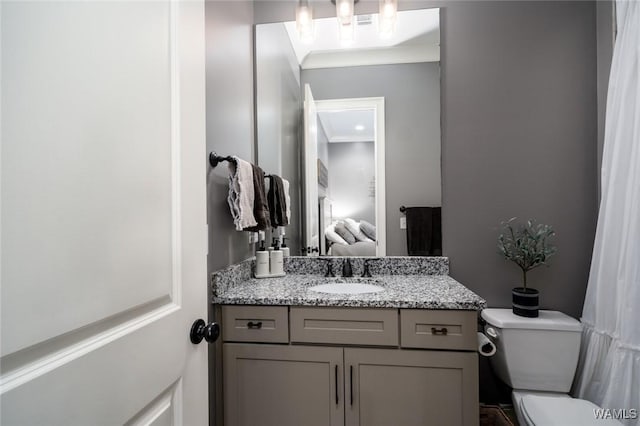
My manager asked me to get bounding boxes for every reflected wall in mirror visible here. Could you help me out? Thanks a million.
[256,7,441,257]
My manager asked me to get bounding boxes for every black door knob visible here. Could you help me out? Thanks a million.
[190,319,220,344]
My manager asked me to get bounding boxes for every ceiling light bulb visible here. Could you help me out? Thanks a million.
[336,0,354,25]
[381,2,396,18]
[378,0,397,38]
[355,125,365,131]
[296,4,315,43]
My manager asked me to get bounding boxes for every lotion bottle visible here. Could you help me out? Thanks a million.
[281,237,290,257]
[269,240,284,275]
[255,240,269,277]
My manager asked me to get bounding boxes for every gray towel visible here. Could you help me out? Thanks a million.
[405,207,442,256]
[267,175,288,227]
[244,164,271,231]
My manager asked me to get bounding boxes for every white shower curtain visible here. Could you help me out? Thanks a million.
[573,2,640,424]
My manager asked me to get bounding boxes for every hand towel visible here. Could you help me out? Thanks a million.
[405,207,442,256]
[244,164,271,231]
[282,178,291,224]
[267,175,289,227]
[227,156,257,231]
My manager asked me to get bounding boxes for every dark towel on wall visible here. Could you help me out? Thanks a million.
[405,207,442,256]
[244,164,271,231]
[268,175,289,227]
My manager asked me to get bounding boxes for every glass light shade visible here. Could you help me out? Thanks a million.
[296,4,315,43]
[378,0,397,38]
[336,0,354,25]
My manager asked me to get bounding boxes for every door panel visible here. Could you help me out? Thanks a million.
[224,344,344,426]
[345,348,479,426]
[1,1,208,424]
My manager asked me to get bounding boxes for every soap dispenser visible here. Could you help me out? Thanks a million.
[269,239,284,276]
[255,240,269,277]
[281,237,290,257]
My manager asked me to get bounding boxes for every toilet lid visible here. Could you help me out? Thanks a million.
[520,395,623,426]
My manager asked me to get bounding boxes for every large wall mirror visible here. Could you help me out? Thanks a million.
[256,7,441,257]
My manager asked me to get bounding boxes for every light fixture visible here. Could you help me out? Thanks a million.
[355,124,365,131]
[296,1,315,43]
[333,0,357,44]
[297,0,396,45]
[335,0,354,25]
[378,0,398,39]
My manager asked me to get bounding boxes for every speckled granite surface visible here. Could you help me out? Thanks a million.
[211,256,485,310]
[284,256,449,276]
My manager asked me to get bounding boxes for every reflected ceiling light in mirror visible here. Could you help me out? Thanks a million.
[333,0,357,45]
[296,1,315,43]
[335,0,355,25]
[355,124,365,131]
[378,0,398,39]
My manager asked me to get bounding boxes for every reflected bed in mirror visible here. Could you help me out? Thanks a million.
[255,7,441,257]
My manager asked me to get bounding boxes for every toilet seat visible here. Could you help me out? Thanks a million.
[519,394,623,426]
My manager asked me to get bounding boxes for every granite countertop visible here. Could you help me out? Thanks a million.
[212,273,486,310]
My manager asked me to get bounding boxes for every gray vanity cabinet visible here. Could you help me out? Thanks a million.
[344,348,478,426]
[221,305,479,426]
[223,343,344,426]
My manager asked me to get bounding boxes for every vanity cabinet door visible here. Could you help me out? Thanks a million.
[223,343,344,426]
[344,348,479,426]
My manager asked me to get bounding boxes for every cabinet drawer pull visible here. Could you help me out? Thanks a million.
[247,321,263,329]
[431,327,448,336]
[335,365,339,405]
[350,365,353,406]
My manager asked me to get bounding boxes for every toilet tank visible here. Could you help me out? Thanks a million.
[481,309,582,392]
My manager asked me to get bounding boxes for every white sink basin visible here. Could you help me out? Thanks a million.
[308,282,385,295]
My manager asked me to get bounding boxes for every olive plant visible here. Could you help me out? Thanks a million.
[497,218,557,289]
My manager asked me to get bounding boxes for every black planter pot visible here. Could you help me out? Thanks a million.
[512,287,539,317]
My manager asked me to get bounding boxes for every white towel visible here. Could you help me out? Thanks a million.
[227,156,257,231]
[282,178,291,224]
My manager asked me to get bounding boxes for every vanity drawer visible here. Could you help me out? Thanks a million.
[290,307,398,346]
[401,309,477,351]
[222,305,289,343]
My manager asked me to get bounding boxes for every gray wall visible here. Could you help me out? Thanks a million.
[441,1,598,320]
[302,62,442,256]
[328,142,376,224]
[255,22,302,254]
[205,2,254,424]
[206,1,255,275]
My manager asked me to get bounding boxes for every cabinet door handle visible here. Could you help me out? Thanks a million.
[247,321,262,329]
[335,365,339,405]
[350,365,353,406]
[431,327,448,335]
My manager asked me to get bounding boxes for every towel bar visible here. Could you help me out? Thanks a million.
[209,152,236,168]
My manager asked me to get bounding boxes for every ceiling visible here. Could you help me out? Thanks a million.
[318,109,375,143]
[284,8,440,69]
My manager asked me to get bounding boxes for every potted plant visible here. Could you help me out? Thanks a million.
[497,218,557,317]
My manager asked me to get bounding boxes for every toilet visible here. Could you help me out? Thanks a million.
[481,308,622,426]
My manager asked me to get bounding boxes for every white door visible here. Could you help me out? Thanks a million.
[303,84,319,255]
[1,1,210,425]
